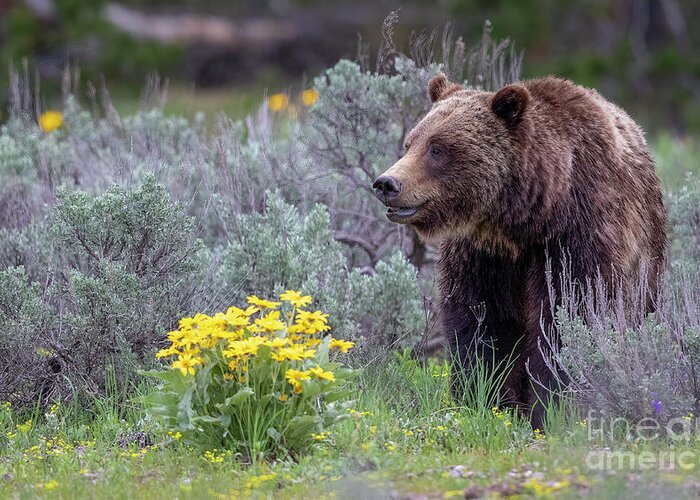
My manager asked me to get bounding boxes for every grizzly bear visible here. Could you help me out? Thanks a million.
[372,74,666,427]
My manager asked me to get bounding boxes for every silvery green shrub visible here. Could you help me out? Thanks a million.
[212,192,425,354]
[0,177,206,405]
[546,266,700,427]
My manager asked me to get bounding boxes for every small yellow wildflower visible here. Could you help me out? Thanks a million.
[254,310,286,333]
[246,295,281,309]
[302,89,319,107]
[267,93,289,112]
[279,290,312,308]
[311,431,330,441]
[39,111,63,133]
[17,420,32,434]
[533,428,546,441]
[245,473,277,489]
[523,478,571,496]
[203,449,227,463]
[268,337,289,348]
[329,338,354,353]
[286,369,311,393]
[43,480,59,491]
[309,365,336,382]
[271,345,316,362]
[348,409,372,419]
[168,431,182,440]
[156,345,180,358]
[224,337,266,358]
[171,353,202,376]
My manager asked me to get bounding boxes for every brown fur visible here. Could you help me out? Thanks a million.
[373,73,666,427]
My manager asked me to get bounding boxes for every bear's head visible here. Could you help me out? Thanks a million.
[372,73,532,248]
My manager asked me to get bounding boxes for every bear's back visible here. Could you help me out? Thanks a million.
[521,77,666,285]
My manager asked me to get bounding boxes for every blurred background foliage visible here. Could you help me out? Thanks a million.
[1,0,699,133]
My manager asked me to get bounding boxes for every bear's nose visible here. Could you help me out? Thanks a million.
[372,175,402,200]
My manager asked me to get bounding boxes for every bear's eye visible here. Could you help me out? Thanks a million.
[429,144,444,157]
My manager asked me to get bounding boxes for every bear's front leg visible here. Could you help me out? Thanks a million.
[444,297,529,410]
[522,256,567,430]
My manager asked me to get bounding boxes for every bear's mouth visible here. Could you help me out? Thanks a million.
[385,205,419,222]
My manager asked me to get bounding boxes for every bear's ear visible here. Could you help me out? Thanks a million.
[428,73,462,103]
[490,84,530,125]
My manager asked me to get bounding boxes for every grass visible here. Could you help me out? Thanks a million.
[4,356,700,499]
[107,83,267,123]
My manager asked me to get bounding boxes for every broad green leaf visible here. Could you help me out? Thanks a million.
[224,386,254,405]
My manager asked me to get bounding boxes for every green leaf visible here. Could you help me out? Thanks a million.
[193,415,221,424]
[267,427,282,443]
[315,336,331,366]
[224,386,254,405]
[177,384,195,428]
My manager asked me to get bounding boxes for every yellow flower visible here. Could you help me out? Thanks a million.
[302,89,319,107]
[203,449,227,463]
[279,290,312,308]
[295,310,331,334]
[155,345,180,359]
[39,111,63,133]
[309,365,336,382]
[254,310,286,333]
[304,338,322,349]
[267,93,289,112]
[224,306,256,328]
[172,353,202,376]
[286,324,307,335]
[296,310,329,324]
[43,480,59,491]
[247,295,281,310]
[286,369,311,393]
[168,431,182,440]
[523,478,571,496]
[271,345,316,362]
[245,473,277,489]
[17,420,32,434]
[311,431,330,441]
[223,338,265,358]
[329,338,355,353]
[268,337,289,348]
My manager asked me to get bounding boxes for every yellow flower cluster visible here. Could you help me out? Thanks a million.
[21,436,93,462]
[202,449,230,463]
[492,406,513,428]
[156,291,354,395]
[522,477,571,496]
